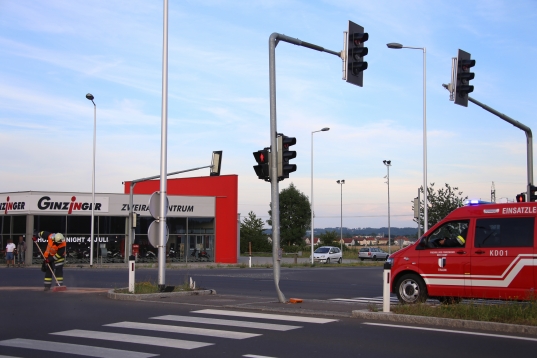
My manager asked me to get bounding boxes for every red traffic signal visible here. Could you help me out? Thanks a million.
[516,193,526,202]
[253,149,270,181]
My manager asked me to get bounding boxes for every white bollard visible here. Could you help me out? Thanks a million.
[129,255,136,293]
[249,255,252,268]
[382,261,391,313]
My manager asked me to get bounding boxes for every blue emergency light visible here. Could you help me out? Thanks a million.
[464,199,492,206]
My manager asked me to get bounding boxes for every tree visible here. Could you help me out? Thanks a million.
[240,211,271,253]
[412,183,468,231]
[318,230,338,247]
[267,183,311,246]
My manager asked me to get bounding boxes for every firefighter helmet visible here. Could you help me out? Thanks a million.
[54,233,65,243]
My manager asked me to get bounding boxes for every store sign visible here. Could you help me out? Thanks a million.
[36,195,109,213]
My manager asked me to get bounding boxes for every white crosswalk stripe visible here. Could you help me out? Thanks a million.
[105,321,261,339]
[51,329,214,350]
[192,309,338,323]
[0,309,337,357]
[151,314,302,331]
[0,338,157,358]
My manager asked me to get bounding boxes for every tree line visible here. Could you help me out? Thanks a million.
[240,182,467,253]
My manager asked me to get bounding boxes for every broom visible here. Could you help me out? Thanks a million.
[32,237,67,292]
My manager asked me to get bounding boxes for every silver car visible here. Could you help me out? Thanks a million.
[358,247,389,261]
[313,246,342,264]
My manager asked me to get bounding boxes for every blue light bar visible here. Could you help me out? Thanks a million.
[464,199,492,206]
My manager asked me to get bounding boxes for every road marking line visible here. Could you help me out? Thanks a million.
[243,355,278,358]
[0,338,157,358]
[363,323,537,342]
[105,321,260,339]
[50,329,213,350]
[152,315,301,331]
[192,309,337,324]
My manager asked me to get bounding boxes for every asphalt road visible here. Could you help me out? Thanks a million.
[1,284,536,358]
[0,265,384,300]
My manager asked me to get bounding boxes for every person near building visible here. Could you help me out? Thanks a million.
[16,235,27,268]
[38,231,66,291]
[5,239,16,268]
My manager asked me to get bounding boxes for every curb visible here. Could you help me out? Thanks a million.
[352,309,537,336]
[107,288,217,301]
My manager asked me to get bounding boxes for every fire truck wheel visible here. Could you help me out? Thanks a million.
[396,273,428,304]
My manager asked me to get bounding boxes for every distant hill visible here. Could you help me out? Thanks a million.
[263,227,418,237]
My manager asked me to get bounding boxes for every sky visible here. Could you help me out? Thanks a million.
[1,0,536,229]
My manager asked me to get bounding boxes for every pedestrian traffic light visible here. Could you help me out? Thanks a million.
[529,185,537,202]
[253,149,270,181]
[454,49,476,107]
[277,134,297,180]
[516,193,526,202]
[344,20,368,87]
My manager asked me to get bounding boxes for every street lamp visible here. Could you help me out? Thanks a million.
[86,93,96,267]
[383,160,391,254]
[311,127,330,264]
[386,42,428,232]
[336,180,345,255]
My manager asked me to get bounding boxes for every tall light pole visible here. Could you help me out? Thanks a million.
[336,180,345,254]
[311,127,330,264]
[383,160,391,254]
[85,93,96,267]
[386,42,428,232]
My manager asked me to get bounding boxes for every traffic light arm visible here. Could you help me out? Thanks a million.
[442,83,534,198]
[271,32,341,58]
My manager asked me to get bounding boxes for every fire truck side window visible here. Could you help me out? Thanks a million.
[424,220,469,248]
[474,218,534,248]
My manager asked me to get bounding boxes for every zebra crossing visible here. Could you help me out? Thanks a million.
[0,309,338,357]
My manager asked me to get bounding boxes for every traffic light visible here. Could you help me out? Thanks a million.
[516,193,526,202]
[345,20,368,87]
[454,49,476,107]
[529,185,537,202]
[253,149,270,181]
[277,134,297,180]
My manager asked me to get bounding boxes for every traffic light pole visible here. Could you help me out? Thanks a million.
[443,84,534,199]
[269,33,341,303]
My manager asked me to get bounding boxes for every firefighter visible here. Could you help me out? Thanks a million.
[39,231,66,291]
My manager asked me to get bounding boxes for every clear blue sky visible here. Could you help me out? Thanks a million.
[1,0,536,229]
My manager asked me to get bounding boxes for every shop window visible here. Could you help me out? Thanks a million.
[67,216,91,234]
[475,218,534,248]
[168,217,187,234]
[35,215,66,234]
[188,217,214,234]
[99,216,126,234]
[12,215,26,234]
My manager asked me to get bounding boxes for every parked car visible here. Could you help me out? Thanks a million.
[313,246,342,264]
[359,247,389,261]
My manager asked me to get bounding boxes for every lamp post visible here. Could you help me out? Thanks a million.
[386,42,428,232]
[336,180,345,254]
[85,93,96,267]
[311,127,330,264]
[383,160,391,254]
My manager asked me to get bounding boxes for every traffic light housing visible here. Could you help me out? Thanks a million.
[454,49,476,107]
[345,20,368,87]
[277,134,297,181]
[253,149,270,181]
[516,193,526,202]
[529,185,537,202]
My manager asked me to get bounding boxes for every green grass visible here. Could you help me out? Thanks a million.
[392,300,537,326]
[114,279,196,294]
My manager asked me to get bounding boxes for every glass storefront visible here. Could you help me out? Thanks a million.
[0,215,215,264]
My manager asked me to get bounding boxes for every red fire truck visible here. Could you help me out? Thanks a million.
[389,200,537,304]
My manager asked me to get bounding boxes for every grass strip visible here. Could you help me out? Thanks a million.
[392,300,537,326]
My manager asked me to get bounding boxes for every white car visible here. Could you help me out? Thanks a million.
[313,246,342,264]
